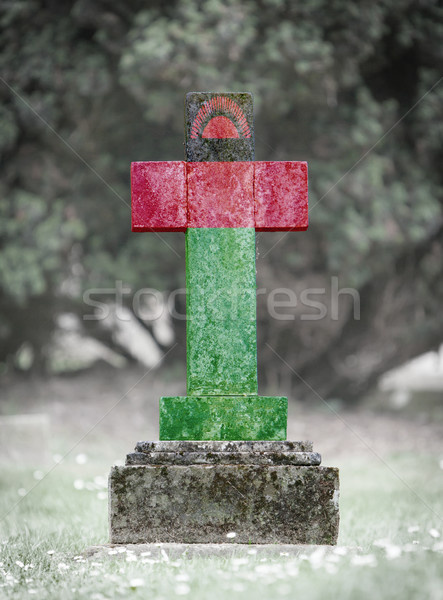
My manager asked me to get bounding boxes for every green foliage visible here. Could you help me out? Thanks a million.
[0,192,85,303]
[0,452,442,599]
[0,0,442,391]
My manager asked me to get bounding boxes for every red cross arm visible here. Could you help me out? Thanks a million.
[254,161,308,231]
[131,161,187,232]
[131,161,308,232]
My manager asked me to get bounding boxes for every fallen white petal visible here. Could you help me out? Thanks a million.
[351,554,377,567]
[126,554,137,562]
[175,583,191,595]
[385,545,402,560]
[161,548,169,562]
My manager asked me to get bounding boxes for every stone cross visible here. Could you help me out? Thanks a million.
[110,93,338,546]
[131,92,308,441]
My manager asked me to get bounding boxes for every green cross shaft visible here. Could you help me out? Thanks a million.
[161,226,287,440]
[132,92,308,440]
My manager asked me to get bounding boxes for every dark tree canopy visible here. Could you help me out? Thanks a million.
[1,0,442,401]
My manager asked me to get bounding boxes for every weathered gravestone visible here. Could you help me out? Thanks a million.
[109,92,339,544]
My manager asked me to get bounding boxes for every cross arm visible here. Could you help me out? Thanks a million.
[131,161,187,232]
[254,161,308,231]
[131,160,308,232]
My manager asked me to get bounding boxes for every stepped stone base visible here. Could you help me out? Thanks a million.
[109,441,339,545]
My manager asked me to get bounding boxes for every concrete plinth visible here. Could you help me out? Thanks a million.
[109,441,339,545]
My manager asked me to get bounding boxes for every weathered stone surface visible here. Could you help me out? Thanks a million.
[254,161,309,231]
[113,93,338,549]
[185,92,254,162]
[126,451,321,466]
[187,162,254,228]
[131,161,187,232]
[109,464,339,545]
[135,440,314,453]
[186,227,258,397]
[131,441,318,465]
[130,159,309,233]
[160,396,287,440]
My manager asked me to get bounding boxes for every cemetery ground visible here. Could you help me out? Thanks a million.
[0,364,442,599]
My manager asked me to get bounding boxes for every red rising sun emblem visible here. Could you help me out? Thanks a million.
[190,96,252,139]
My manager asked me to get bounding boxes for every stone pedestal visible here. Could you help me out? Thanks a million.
[122,93,338,547]
[109,441,339,545]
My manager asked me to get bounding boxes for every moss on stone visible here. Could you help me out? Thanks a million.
[109,464,339,544]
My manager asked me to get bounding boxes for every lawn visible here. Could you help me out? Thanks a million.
[0,451,442,599]
[1,369,442,599]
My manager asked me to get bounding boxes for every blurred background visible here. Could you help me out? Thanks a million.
[1,0,443,441]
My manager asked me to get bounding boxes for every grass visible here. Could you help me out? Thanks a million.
[0,452,442,599]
